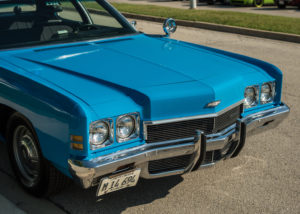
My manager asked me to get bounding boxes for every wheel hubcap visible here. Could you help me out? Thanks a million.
[13,125,41,187]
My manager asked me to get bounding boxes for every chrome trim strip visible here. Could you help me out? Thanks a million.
[69,137,199,188]
[143,100,243,140]
[242,103,289,136]
[206,124,238,151]
[144,100,244,126]
[200,162,216,168]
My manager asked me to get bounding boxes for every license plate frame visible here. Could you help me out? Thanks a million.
[97,168,141,197]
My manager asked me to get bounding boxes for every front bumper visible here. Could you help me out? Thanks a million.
[68,103,289,189]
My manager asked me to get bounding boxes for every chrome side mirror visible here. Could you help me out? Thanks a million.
[130,20,137,28]
[163,18,177,37]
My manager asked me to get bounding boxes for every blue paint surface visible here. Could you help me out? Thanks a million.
[0,33,283,177]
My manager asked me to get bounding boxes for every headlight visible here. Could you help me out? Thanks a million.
[261,82,275,104]
[244,85,259,109]
[89,120,113,150]
[116,113,139,142]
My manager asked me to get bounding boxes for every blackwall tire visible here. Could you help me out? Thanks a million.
[6,113,70,197]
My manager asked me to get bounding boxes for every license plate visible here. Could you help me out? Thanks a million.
[97,169,141,196]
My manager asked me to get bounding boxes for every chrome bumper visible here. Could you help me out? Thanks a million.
[68,103,289,189]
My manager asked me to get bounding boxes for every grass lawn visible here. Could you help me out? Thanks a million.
[104,3,300,35]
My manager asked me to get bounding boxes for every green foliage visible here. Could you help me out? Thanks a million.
[101,3,300,35]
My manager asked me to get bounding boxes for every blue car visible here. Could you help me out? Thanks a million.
[0,0,289,197]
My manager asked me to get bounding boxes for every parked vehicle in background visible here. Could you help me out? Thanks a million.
[275,0,300,8]
[230,0,274,7]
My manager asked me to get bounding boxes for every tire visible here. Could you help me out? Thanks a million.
[6,113,70,197]
[254,0,264,7]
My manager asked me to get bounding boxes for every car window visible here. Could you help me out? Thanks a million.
[80,0,122,28]
[0,0,136,50]
[57,1,83,23]
[0,1,36,14]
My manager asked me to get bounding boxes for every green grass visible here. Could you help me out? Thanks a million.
[104,3,300,35]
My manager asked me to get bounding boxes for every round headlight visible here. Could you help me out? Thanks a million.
[261,83,273,104]
[116,115,135,139]
[244,86,258,108]
[89,121,109,147]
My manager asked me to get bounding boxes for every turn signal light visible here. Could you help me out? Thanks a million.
[71,143,84,150]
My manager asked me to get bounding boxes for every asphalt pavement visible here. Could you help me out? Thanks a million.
[0,20,299,214]
[108,0,300,18]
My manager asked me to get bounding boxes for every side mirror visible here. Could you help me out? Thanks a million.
[163,18,177,37]
[130,20,137,28]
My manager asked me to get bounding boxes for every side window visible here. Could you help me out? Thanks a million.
[79,0,122,28]
[57,1,83,23]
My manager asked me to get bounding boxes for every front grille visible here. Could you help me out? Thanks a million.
[146,104,242,143]
[214,104,242,132]
[148,154,192,174]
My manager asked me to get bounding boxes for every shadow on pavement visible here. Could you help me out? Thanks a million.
[0,142,66,214]
[50,170,184,213]
[0,141,184,214]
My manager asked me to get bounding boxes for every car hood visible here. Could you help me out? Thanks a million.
[7,34,271,120]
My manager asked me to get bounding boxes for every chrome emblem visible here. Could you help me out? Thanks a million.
[206,100,221,108]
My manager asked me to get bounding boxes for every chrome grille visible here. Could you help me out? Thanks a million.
[214,104,242,132]
[145,104,242,143]
[148,154,192,174]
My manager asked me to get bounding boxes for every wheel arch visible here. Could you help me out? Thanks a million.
[5,111,40,146]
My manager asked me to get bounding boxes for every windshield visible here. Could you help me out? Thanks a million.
[0,0,137,50]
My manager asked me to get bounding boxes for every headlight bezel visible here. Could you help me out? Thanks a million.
[244,85,259,109]
[116,113,140,143]
[89,119,114,150]
[260,82,275,104]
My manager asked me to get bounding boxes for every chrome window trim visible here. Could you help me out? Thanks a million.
[143,100,244,140]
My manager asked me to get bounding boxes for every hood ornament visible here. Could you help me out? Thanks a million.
[206,100,221,108]
[163,18,177,37]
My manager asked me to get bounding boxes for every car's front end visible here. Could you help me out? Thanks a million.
[61,35,290,195]
[1,0,289,197]
[68,97,289,195]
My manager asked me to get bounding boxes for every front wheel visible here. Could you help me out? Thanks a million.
[7,113,70,197]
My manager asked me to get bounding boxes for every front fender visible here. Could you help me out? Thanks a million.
[176,40,283,104]
[0,60,94,177]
